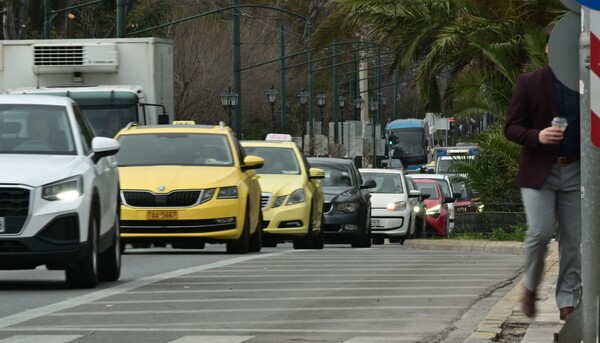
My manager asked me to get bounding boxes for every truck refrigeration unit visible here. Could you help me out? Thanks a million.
[0,37,174,137]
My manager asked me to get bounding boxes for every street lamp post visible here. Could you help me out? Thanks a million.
[353,96,364,121]
[266,85,278,132]
[370,99,379,168]
[298,89,309,153]
[338,95,346,155]
[220,87,239,127]
[380,95,388,125]
[316,92,327,136]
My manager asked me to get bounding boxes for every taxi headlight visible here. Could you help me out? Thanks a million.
[218,186,238,199]
[335,201,359,213]
[42,176,83,201]
[286,189,305,206]
[386,201,407,212]
[200,188,216,203]
[272,195,286,208]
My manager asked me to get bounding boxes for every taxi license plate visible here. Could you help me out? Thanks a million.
[0,217,4,233]
[370,219,381,227]
[147,211,177,220]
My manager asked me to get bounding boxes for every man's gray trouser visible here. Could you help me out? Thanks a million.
[521,162,581,309]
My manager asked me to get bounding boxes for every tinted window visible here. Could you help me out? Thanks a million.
[73,105,93,154]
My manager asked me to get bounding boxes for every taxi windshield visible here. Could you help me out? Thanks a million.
[243,146,300,175]
[116,133,233,167]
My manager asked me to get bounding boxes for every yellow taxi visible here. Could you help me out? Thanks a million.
[241,134,325,249]
[113,122,264,254]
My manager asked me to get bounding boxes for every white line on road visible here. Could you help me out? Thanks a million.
[0,251,293,329]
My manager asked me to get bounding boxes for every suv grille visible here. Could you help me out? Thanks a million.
[0,187,30,234]
[122,190,202,208]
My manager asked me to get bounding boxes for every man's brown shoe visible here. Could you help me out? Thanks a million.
[521,288,536,318]
[560,306,574,321]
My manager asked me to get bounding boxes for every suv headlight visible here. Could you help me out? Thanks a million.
[42,176,83,201]
[218,186,238,199]
[286,189,305,206]
[335,201,359,213]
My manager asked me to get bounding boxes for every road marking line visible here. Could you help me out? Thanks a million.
[169,336,254,343]
[0,251,292,329]
[0,335,82,343]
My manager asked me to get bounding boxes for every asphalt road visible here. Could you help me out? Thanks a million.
[0,243,523,343]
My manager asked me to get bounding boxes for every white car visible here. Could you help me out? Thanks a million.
[0,95,121,288]
[359,168,421,245]
[409,173,460,234]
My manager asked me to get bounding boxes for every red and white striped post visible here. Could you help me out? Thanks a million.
[590,16,600,146]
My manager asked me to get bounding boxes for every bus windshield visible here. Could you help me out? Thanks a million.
[389,128,426,157]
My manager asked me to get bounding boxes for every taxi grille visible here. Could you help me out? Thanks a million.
[122,190,202,208]
[261,193,272,209]
[0,187,30,234]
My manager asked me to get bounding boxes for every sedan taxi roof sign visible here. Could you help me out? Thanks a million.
[265,133,292,141]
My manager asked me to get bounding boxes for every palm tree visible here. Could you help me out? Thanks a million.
[313,0,566,208]
[314,0,564,114]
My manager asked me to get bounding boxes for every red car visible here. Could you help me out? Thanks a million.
[413,179,451,237]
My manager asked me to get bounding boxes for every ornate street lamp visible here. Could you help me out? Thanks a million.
[353,96,364,121]
[338,95,346,152]
[266,85,278,132]
[316,92,327,135]
[220,87,239,127]
[298,89,309,153]
[370,100,379,167]
[380,94,388,126]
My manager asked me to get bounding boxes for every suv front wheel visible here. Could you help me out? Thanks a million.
[66,208,99,288]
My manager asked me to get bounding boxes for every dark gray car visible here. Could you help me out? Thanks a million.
[307,157,375,248]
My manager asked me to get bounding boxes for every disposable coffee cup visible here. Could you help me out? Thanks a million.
[551,117,568,131]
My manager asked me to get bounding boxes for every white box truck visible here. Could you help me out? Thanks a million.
[0,37,174,137]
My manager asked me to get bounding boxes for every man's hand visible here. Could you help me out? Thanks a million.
[539,126,564,144]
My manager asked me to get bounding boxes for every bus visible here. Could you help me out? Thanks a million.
[384,119,428,171]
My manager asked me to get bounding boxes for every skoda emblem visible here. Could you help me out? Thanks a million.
[157,185,166,192]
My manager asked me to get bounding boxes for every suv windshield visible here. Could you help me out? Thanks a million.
[116,133,233,167]
[0,104,75,155]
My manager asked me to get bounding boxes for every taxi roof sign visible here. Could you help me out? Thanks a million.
[173,120,196,125]
[265,133,292,141]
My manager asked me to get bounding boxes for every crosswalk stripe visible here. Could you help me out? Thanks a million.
[0,335,82,343]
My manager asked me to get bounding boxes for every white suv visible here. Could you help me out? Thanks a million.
[0,95,121,288]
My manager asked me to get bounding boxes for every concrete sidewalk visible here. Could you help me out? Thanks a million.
[404,239,563,343]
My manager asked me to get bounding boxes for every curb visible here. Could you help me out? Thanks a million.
[404,239,559,342]
[403,239,524,255]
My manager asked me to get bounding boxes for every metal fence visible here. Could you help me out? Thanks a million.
[454,211,527,233]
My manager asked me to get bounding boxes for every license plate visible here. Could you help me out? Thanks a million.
[147,211,177,220]
[0,217,4,233]
[370,219,381,227]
